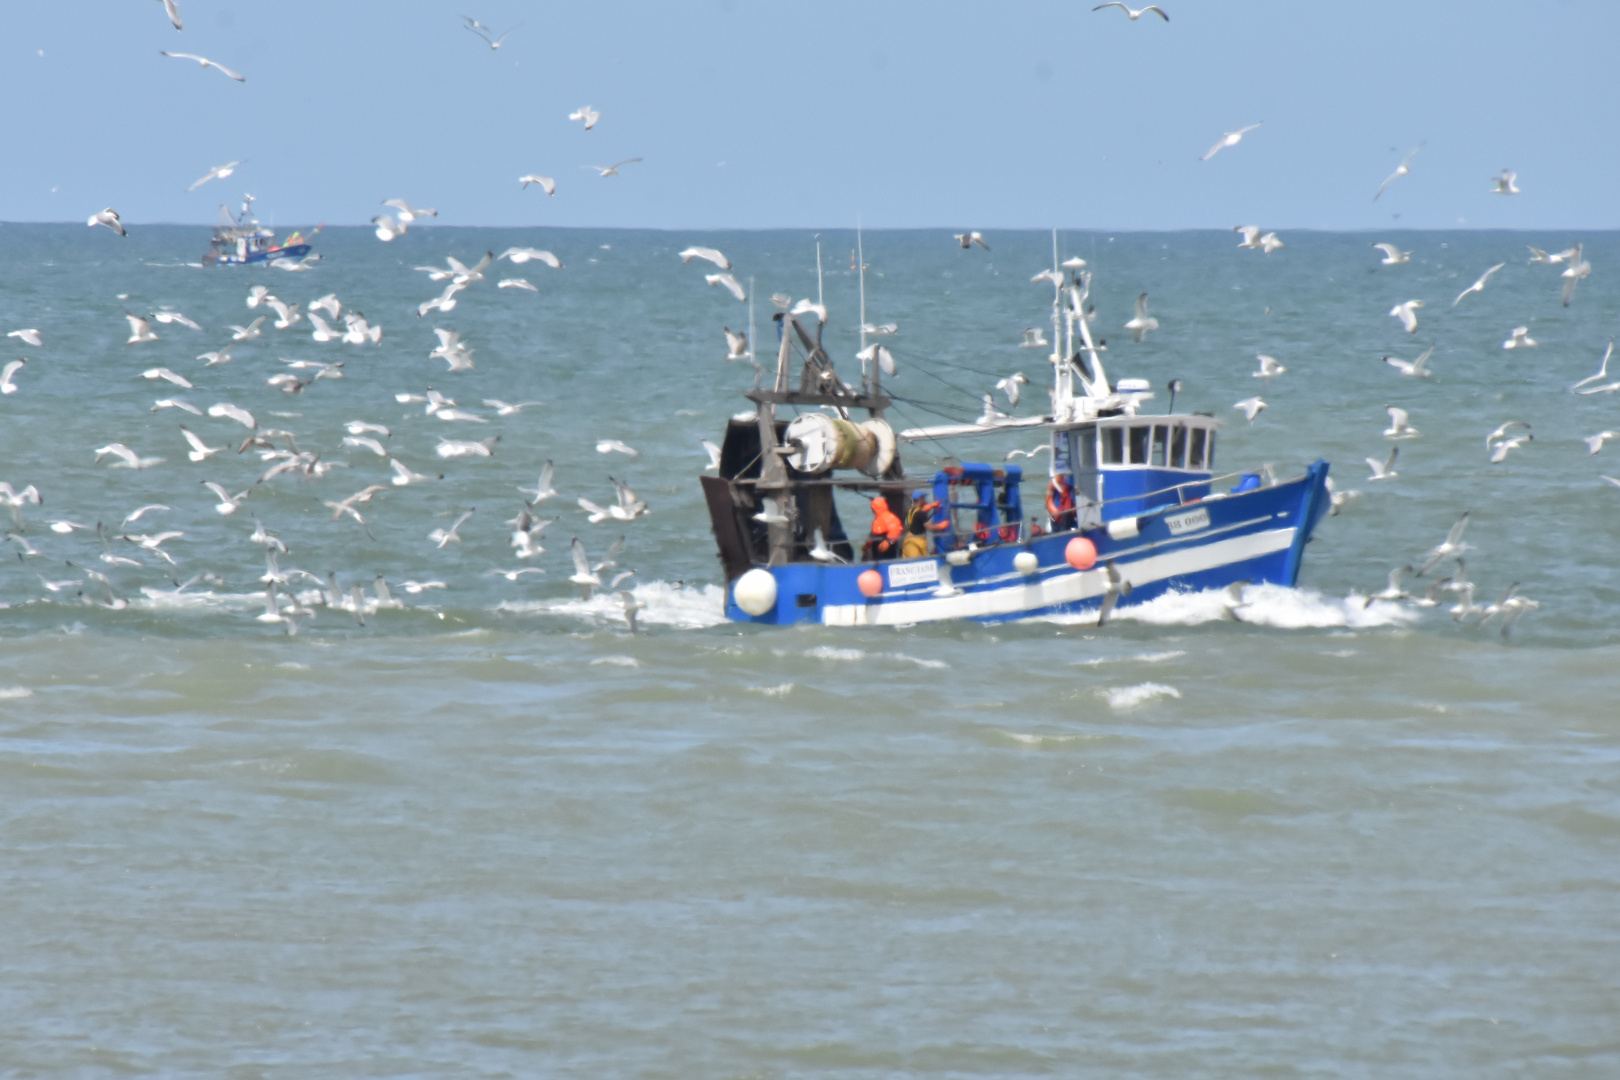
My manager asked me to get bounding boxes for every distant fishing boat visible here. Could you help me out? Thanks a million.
[701,234,1334,627]
[202,194,315,267]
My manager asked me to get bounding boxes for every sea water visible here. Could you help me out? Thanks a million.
[1,224,1617,1076]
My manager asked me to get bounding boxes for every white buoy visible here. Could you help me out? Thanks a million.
[733,568,778,616]
[1013,551,1039,576]
[1107,517,1141,541]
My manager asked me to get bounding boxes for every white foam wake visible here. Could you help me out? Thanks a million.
[1118,583,1419,629]
[498,581,728,630]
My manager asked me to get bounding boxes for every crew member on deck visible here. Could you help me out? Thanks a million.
[864,496,903,561]
[1046,472,1077,532]
[902,489,948,558]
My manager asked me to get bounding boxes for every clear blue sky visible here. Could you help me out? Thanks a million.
[3,1,1615,230]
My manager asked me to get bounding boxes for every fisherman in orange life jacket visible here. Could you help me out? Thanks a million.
[1046,472,1077,531]
[901,488,948,558]
[865,496,904,560]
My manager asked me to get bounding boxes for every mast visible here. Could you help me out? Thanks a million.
[815,238,824,310]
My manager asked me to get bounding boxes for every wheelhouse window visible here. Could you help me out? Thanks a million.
[1151,425,1168,467]
[1188,427,1207,470]
[1169,424,1188,469]
[1101,426,1124,464]
[1072,429,1097,471]
[1128,426,1150,465]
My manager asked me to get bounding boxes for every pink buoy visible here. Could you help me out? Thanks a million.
[1065,536,1097,571]
[857,569,884,598]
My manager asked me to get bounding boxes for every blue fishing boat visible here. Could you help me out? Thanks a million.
[202,195,315,267]
[701,238,1333,627]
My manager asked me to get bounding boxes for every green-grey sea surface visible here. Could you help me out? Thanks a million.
[2,224,1618,1077]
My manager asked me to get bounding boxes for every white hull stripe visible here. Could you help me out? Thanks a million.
[821,526,1296,627]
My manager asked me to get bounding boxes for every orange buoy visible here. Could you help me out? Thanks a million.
[857,569,884,598]
[1065,536,1097,570]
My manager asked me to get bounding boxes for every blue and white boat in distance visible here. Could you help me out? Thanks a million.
[202,195,314,268]
[702,241,1334,627]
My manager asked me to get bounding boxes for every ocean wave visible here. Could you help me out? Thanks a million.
[1103,682,1181,709]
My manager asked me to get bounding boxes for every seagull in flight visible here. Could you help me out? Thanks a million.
[1502,326,1536,350]
[1491,169,1521,195]
[1560,245,1591,307]
[1124,293,1159,342]
[706,273,746,301]
[1020,327,1049,349]
[1452,262,1505,307]
[1091,3,1169,20]
[462,17,520,49]
[150,308,202,330]
[953,231,990,250]
[596,439,638,457]
[156,0,182,30]
[996,372,1029,406]
[1383,346,1433,378]
[1573,341,1614,390]
[1201,123,1261,162]
[518,175,556,194]
[1365,447,1399,481]
[160,50,245,82]
[188,160,243,191]
[1584,431,1620,455]
[1254,354,1287,380]
[89,208,127,236]
[586,159,642,177]
[1383,405,1419,439]
[1374,146,1420,200]
[497,247,561,267]
[428,509,475,549]
[569,105,601,130]
[1372,243,1410,266]
[701,440,722,472]
[1389,299,1424,334]
[1233,396,1266,423]
[1417,512,1471,575]
[679,246,731,270]
[1484,420,1530,450]
[125,314,159,344]
[6,328,42,346]
[519,460,558,503]
[180,426,224,461]
[1489,434,1531,464]
[0,359,24,395]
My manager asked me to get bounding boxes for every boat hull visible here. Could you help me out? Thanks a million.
[214,243,311,267]
[723,461,1332,626]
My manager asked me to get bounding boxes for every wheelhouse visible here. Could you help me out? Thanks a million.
[1055,413,1220,525]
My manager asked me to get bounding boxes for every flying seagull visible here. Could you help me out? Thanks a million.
[518,175,556,195]
[88,208,126,236]
[1091,3,1169,20]
[1201,123,1261,162]
[1374,146,1420,201]
[679,246,731,270]
[1491,169,1521,195]
[1452,262,1506,307]
[188,160,243,191]
[159,50,245,82]
[1389,299,1424,334]
[1372,242,1411,266]
[586,159,641,177]
[156,0,182,30]
[568,105,601,130]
